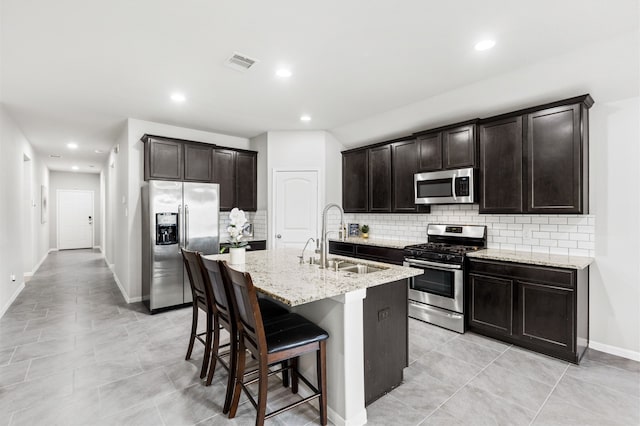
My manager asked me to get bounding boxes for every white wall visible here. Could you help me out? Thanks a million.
[588,97,640,359]
[0,106,49,317]
[265,130,345,246]
[49,171,101,249]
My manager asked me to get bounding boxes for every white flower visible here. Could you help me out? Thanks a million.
[227,208,247,247]
[229,208,247,227]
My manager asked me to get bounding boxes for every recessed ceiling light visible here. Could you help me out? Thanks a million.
[170,93,186,103]
[300,115,311,122]
[71,166,79,171]
[94,149,104,154]
[276,68,292,78]
[474,39,496,51]
[67,142,78,149]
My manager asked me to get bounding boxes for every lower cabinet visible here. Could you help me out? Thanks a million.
[363,279,408,406]
[467,259,589,363]
[328,241,404,265]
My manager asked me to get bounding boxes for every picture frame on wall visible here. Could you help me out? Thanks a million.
[41,185,48,224]
[348,223,360,237]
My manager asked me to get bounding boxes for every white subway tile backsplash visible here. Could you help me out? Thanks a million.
[569,248,590,257]
[342,205,595,258]
[558,240,578,248]
[558,225,578,233]
[531,217,549,224]
[549,217,568,225]
[570,233,590,241]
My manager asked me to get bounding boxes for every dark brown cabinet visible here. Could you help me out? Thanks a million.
[417,133,442,172]
[213,149,258,211]
[391,139,419,213]
[213,149,236,211]
[363,279,408,405]
[468,259,589,363]
[342,139,429,214]
[144,136,184,180]
[443,123,476,169]
[236,151,257,211]
[368,145,392,212]
[142,134,258,211]
[526,103,587,214]
[328,241,404,265]
[342,150,369,213]
[479,116,524,213]
[468,273,514,336]
[479,95,592,214]
[184,143,213,182]
[416,121,477,172]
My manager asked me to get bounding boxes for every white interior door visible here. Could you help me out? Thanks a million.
[274,171,319,249]
[58,190,94,249]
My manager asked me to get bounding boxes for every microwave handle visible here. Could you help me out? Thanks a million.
[451,171,458,201]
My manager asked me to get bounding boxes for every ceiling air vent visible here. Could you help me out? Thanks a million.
[225,52,259,72]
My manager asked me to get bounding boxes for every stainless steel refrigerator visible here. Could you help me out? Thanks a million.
[141,180,220,313]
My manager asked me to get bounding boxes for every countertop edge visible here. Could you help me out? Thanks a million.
[467,249,594,270]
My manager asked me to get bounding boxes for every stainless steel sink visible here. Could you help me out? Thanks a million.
[339,263,387,274]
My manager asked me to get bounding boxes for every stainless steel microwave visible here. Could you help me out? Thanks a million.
[414,167,475,205]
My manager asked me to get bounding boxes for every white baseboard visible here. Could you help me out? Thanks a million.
[0,282,25,319]
[589,340,640,362]
[107,263,142,304]
[28,251,50,276]
[48,248,58,253]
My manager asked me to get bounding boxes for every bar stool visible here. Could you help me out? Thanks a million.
[198,256,289,408]
[181,248,218,380]
[221,261,329,426]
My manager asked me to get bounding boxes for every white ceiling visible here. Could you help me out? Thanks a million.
[1,0,638,172]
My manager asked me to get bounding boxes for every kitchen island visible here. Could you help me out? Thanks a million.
[204,248,422,426]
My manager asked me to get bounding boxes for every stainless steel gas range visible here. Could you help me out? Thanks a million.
[404,224,487,333]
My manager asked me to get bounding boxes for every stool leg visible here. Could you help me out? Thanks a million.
[291,357,299,394]
[317,341,327,426]
[185,303,198,360]
[256,356,268,426]
[206,315,221,386]
[281,360,289,387]
[200,312,213,379]
[222,328,237,413]
[228,339,247,419]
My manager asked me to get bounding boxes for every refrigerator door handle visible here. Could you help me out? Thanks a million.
[178,204,183,251]
[185,204,189,248]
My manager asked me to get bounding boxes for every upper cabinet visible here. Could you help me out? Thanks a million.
[368,145,392,212]
[144,136,184,180]
[342,149,369,213]
[479,95,592,214]
[235,151,257,212]
[142,135,258,211]
[342,138,430,214]
[479,116,524,213]
[184,143,213,182]
[212,149,258,211]
[416,121,478,172]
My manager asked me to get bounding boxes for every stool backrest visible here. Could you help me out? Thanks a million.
[221,261,266,355]
[181,248,214,309]
[199,256,232,323]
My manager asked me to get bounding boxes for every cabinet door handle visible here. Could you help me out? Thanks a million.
[276,234,282,239]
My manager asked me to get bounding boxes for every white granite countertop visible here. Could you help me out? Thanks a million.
[329,237,427,249]
[467,249,594,270]
[204,248,423,306]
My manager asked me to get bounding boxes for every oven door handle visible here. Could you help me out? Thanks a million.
[405,259,462,270]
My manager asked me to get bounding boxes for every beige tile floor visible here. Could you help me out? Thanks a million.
[0,249,638,425]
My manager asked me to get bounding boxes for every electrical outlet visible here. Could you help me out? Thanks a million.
[378,307,390,321]
[10,274,16,282]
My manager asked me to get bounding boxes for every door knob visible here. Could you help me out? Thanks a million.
[276,234,282,239]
